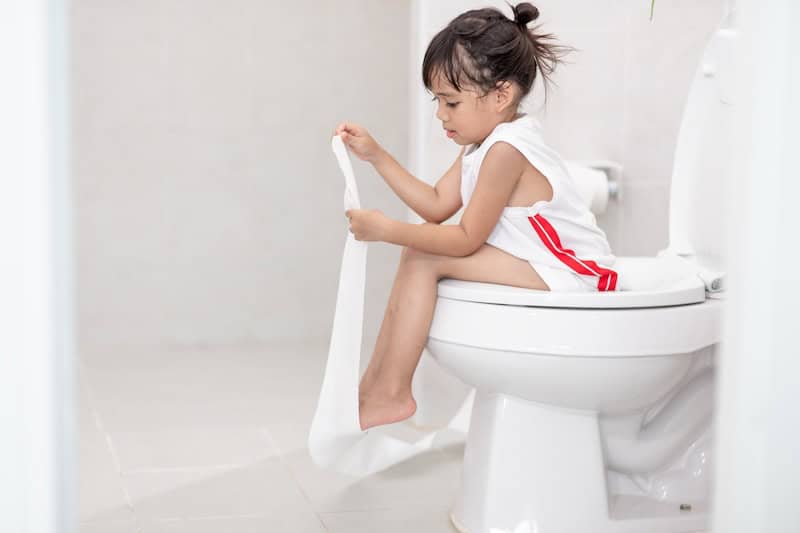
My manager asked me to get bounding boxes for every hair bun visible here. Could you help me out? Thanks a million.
[512,2,539,27]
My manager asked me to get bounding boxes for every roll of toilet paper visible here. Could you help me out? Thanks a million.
[307,135,472,477]
[564,163,610,215]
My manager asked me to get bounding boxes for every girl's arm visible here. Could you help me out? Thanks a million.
[372,147,463,224]
[384,220,474,257]
[381,142,525,257]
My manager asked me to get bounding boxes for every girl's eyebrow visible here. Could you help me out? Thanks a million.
[435,91,456,97]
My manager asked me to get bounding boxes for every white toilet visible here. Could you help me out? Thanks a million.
[425,26,736,533]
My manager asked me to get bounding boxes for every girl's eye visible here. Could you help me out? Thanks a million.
[430,96,459,108]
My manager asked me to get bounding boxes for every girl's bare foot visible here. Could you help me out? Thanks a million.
[359,390,417,431]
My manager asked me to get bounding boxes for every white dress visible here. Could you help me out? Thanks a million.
[460,114,618,292]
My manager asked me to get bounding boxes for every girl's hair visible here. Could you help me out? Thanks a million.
[422,2,574,106]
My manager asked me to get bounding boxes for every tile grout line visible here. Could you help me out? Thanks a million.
[258,427,329,532]
[283,338,332,531]
[79,359,144,533]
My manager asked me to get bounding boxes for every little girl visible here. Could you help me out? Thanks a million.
[334,2,618,431]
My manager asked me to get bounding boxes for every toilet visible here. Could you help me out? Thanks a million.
[425,26,736,533]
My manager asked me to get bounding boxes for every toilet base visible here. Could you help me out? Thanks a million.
[451,390,709,533]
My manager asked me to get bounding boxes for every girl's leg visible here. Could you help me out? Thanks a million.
[358,250,411,401]
[359,248,439,430]
[359,243,549,431]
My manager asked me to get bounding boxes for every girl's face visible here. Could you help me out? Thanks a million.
[430,71,517,146]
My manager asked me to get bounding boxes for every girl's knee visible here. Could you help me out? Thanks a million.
[400,246,427,262]
[400,246,441,268]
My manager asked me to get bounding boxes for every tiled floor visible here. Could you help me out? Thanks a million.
[78,338,465,532]
[79,338,712,533]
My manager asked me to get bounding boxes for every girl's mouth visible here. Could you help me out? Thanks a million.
[446,129,456,138]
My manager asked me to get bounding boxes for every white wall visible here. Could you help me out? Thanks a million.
[71,1,410,350]
[1,0,76,531]
[712,0,800,530]
[410,0,725,256]
[72,0,728,350]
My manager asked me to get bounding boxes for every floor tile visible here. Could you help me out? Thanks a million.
[109,426,279,473]
[79,405,133,523]
[320,505,456,533]
[137,512,326,533]
[83,343,327,433]
[79,519,139,533]
[122,459,313,520]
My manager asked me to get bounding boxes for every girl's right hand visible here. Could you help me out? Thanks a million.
[333,122,384,164]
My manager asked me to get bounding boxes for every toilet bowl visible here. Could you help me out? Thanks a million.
[428,259,720,533]
[423,23,736,533]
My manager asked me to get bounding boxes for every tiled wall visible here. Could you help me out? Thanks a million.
[72,0,725,349]
[71,1,410,348]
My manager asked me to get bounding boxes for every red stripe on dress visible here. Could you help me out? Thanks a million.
[527,214,618,292]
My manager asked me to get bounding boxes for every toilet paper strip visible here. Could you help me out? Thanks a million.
[307,135,472,477]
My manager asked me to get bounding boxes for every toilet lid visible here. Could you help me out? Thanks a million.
[437,256,707,309]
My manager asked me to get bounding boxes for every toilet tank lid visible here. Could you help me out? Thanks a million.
[437,256,707,309]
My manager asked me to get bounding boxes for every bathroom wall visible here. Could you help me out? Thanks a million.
[72,0,725,351]
[71,1,409,350]
[411,0,726,256]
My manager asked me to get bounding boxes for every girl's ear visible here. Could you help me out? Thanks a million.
[494,80,516,113]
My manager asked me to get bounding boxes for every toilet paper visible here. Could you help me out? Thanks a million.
[563,162,610,214]
[307,135,472,477]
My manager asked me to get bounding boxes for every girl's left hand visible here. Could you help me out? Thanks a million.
[345,209,392,242]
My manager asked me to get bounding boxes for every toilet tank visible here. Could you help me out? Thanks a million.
[666,26,738,274]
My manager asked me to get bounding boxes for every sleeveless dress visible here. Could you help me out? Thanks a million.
[461,114,618,292]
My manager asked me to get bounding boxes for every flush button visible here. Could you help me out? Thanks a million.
[680,503,692,511]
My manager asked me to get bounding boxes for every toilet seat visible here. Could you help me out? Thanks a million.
[437,255,707,309]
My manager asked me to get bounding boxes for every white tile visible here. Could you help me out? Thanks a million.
[82,344,323,432]
[109,427,279,473]
[620,0,726,187]
[79,418,135,523]
[78,364,101,439]
[282,445,462,513]
[532,0,629,34]
[261,404,318,457]
[320,505,455,533]
[79,520,139,533]
[123,460,312,520]
[137,513,326,533]
[525,29,627,163]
